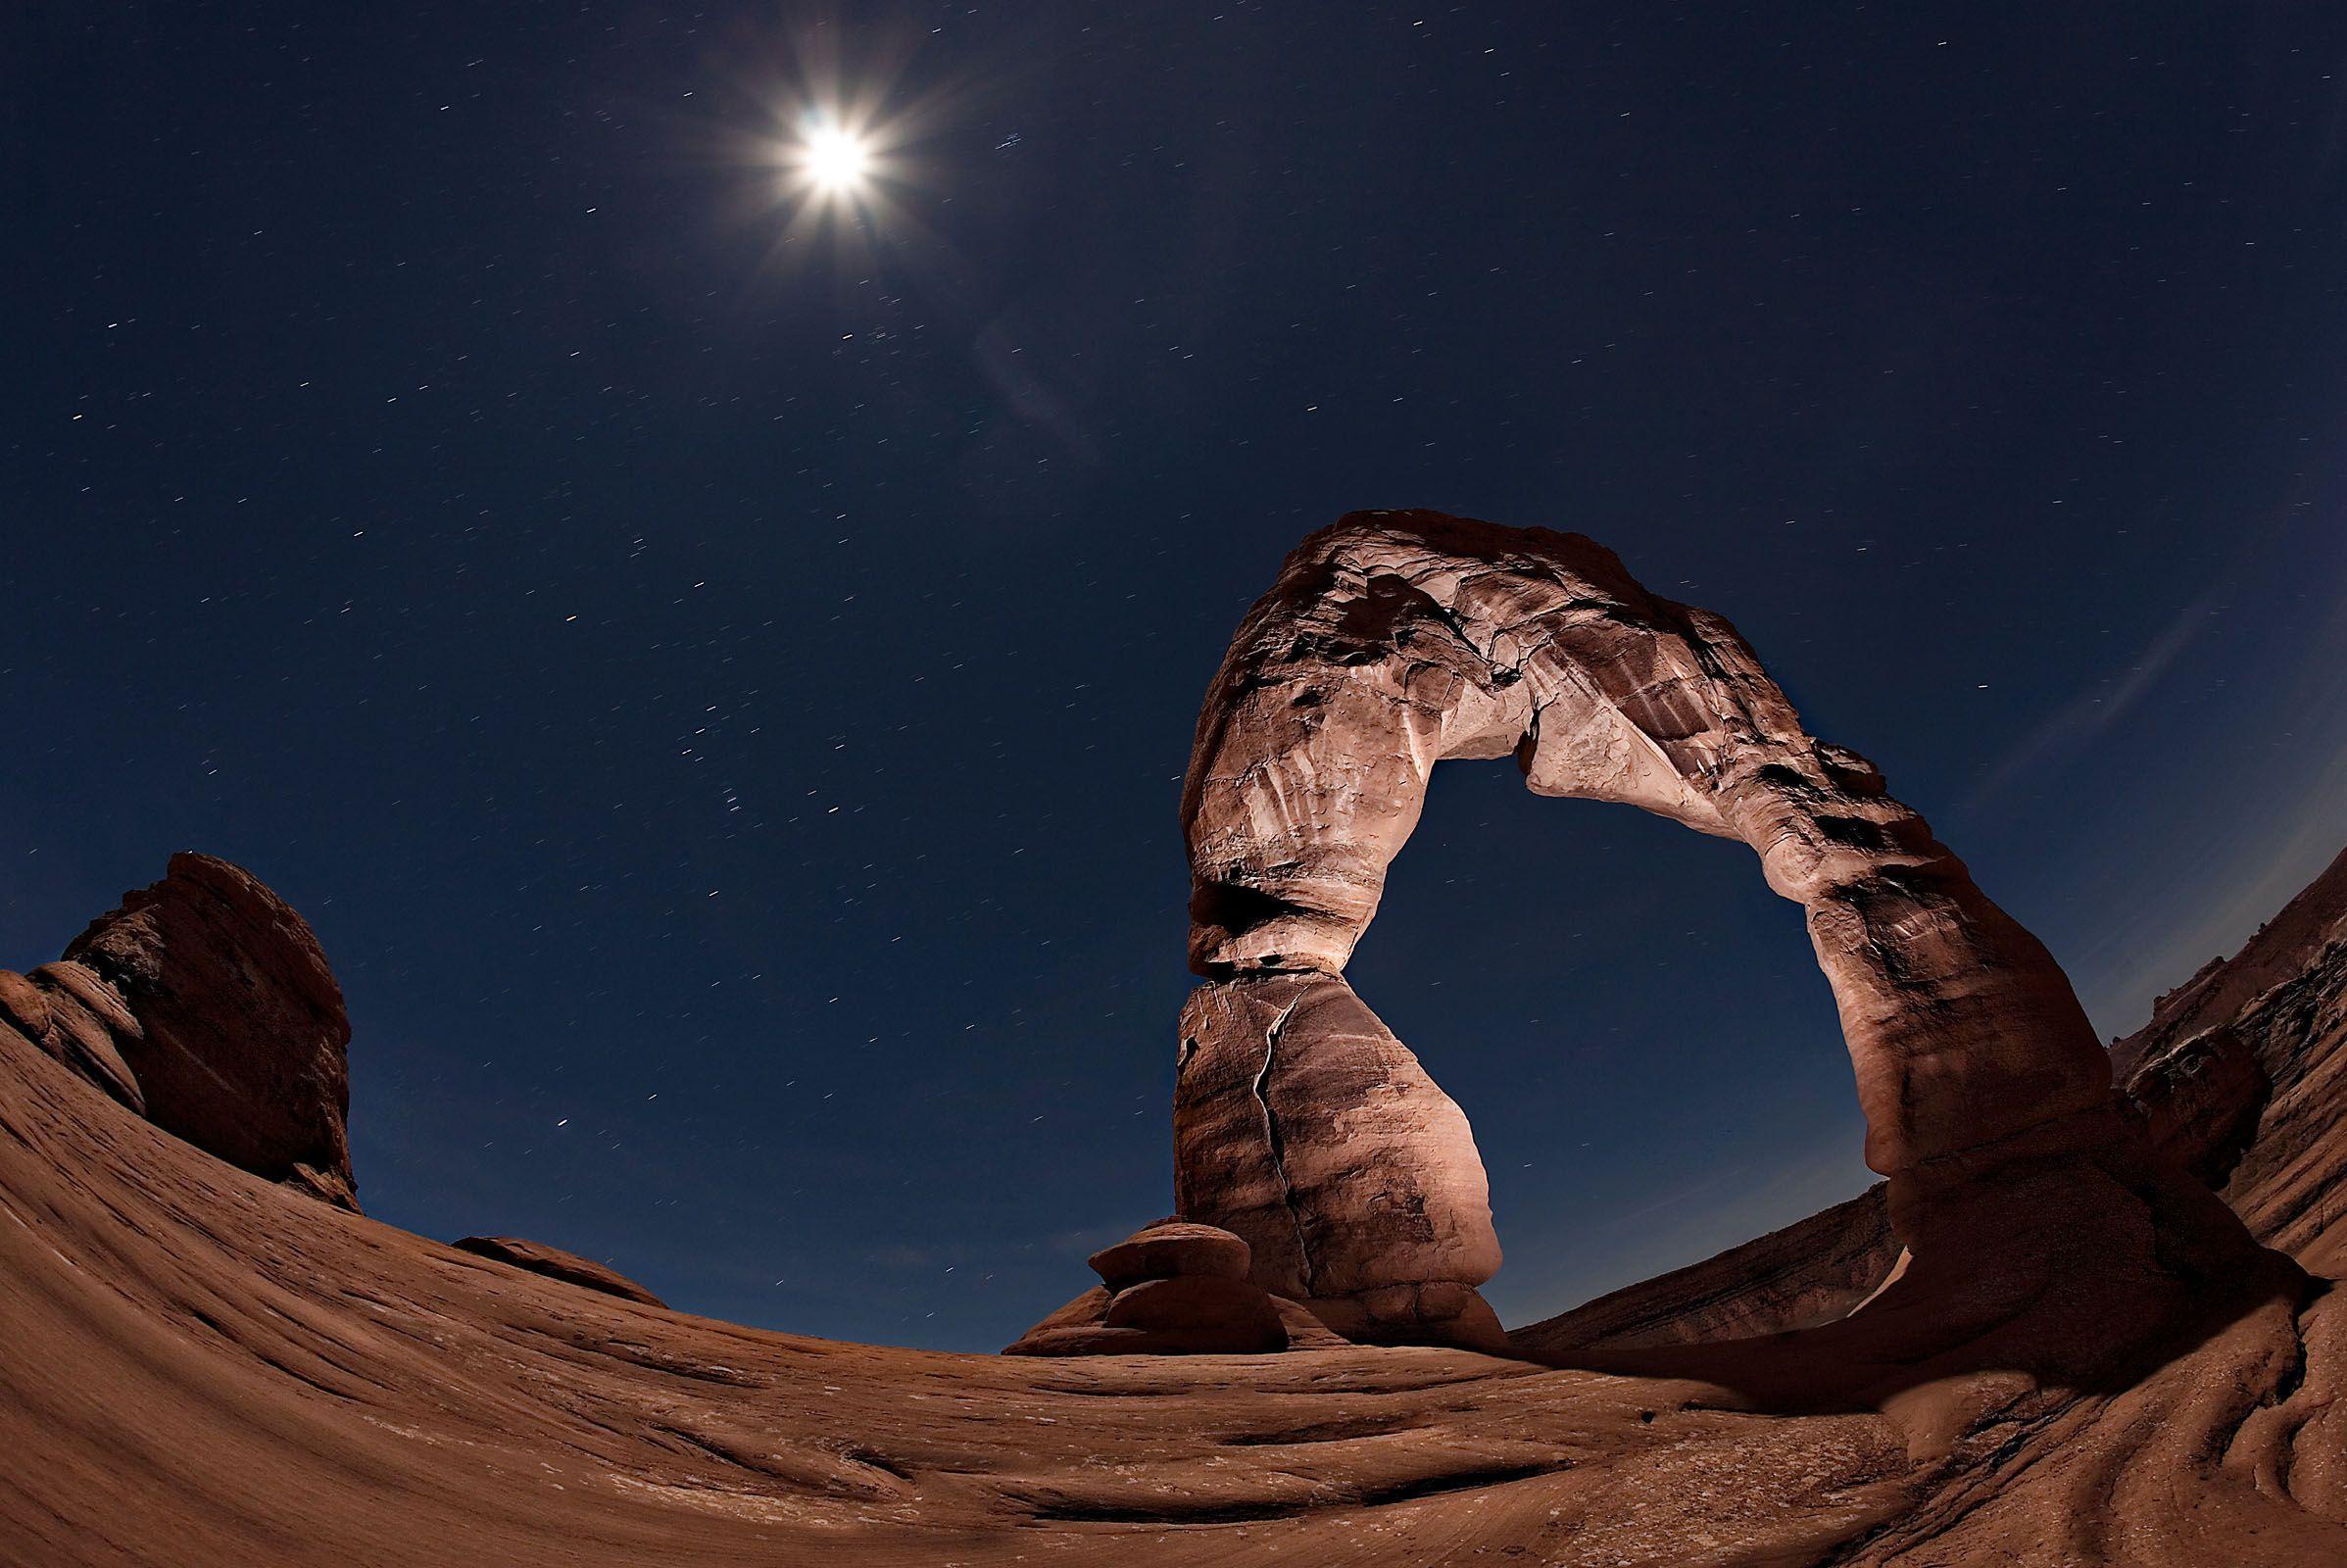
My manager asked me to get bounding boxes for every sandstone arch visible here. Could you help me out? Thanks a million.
[1174,511,2253,1350]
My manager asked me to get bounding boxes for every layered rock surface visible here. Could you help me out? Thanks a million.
[2,848,2345,1563]
[1173,974,1506,1349]
[454,1236,665,1307]
[2114,846,2347,1273]
[1087,1219,1250,1290]
[2,852,354,1208]
[1176,510,2268,1352]
[1514,1186,1901,1356]
[2113,847,2347,1081]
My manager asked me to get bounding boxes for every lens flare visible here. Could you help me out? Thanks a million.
[719,34,944,270]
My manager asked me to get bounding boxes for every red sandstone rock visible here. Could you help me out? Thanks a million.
[2112,846,2347,1274]
[1006,1282,1352,1356]
[0,969,51,1044]
[1513,1186,1902,1356]
[453,1236,665,1307]
[1010,1222,1295,1355]
[1184,512,2114,1165]
[1305,1280,1513,1355]
[1087,1220,1250,1291]
[1000,1323,1285,1357]
[1177,511,2270,1350]
[33,959,144,1041]
[5,990,2343,1563]
[1104,1276,1283,1342]
[1268,1294,1349,1349]
[1004,1277,1287,1356]
[1174,973,1498,1309]
[58,853,354,1206]
[1515,848,2347,1357]
[0,965,145,1114]
[1007,1217,1347,1356]
[1001,1286,1115,1353]
[2122,1025,2271,1186]
[2113,847,2347,1080]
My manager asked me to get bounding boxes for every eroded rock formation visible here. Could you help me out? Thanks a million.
[2,852,354,1208]
[1176,511,2274,1354]
[2,845,2345,1560]
[1004,1218,1342,1354]
[2114,848,2347,1083]
[2114,846,2347,1274]
[1173,974,1507,1349]
[453,1236,666,1307]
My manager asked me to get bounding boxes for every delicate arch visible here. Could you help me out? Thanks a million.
[1173,511,2117,1348]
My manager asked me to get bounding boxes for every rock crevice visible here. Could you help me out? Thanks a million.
[1247,994,1315,1299]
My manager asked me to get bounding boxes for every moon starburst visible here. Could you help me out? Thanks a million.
[797,122,874,198]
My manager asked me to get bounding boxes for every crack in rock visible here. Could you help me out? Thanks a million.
[1249,992,1314,1298]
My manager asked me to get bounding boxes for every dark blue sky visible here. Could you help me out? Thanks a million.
[7,3,2347,1350]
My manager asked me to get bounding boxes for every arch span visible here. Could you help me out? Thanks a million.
[1172,511,2249,1350]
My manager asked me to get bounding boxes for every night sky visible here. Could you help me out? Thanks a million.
[8,4,2347,1352]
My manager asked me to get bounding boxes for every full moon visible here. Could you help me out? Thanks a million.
[800,124,872,196]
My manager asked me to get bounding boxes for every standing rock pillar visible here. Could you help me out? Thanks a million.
[1175,973,1506,1349]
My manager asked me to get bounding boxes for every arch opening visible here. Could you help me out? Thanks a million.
[1339,760,1878,1337]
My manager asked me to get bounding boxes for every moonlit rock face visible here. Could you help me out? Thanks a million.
[1174,510,2223,1346]
[1181,511,2113,1165]
[1086,1219,1250,1292]
[1,853,356,1209]
[1174,973,1504,1348]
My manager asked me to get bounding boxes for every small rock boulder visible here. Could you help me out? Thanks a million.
[1013,1285,1113,1342]
[1088,1219,1251,1292]
[1005,1218,1321,1356]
